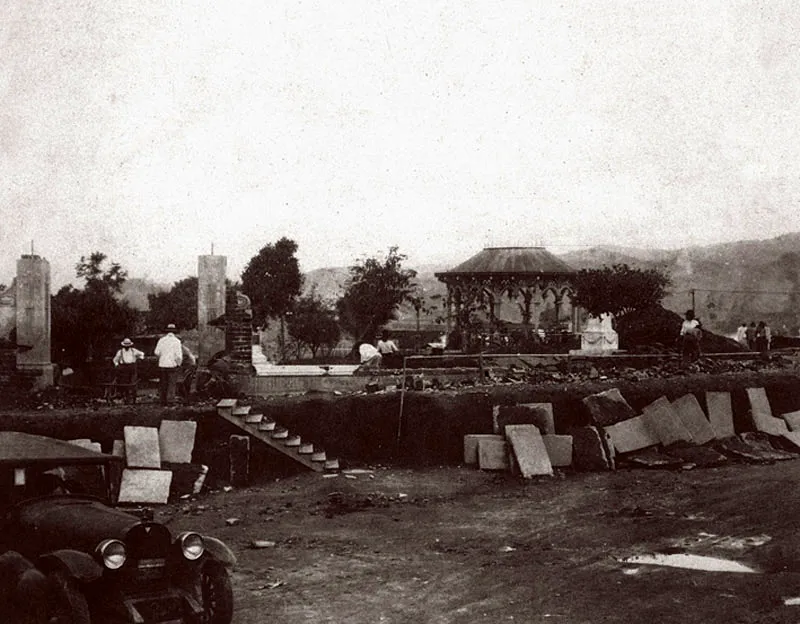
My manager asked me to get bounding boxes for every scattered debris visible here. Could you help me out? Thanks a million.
[225,517,241,526]
[621,553,759,573]
[250,540,276,549]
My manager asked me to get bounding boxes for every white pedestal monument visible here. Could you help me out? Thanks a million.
[576,313,619,354]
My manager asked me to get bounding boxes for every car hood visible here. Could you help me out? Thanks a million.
[16,496,143,554]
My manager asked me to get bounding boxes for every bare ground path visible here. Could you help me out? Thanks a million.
[157,462,800,623]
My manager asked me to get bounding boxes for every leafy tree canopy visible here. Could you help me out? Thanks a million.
[52,252,137,364]
[573,263,671,319]
[146,276,198,331]
[241,237,304,327]
[287,290,341,358]
[336,247,417,343]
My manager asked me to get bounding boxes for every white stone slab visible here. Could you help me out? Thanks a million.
[478,438,509,471]
[117,469,172,504]
[781,410,800,432]
[605,415,660,453]
[642,397,693,446]
[706,391,735,439]
[672,394,716,446]
[464,434,504,465]
[68,439,102,453]
[542,434,573,467]
[747,387,789,435]
[504,425,553,477]
[158,420,197,464]
[124,426,161,469]
[112,439,126,459]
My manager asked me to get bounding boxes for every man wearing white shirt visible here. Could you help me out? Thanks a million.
[154,323,183,405]
[113,337,144,404]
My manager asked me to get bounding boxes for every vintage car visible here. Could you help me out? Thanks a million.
[0,432,235,623]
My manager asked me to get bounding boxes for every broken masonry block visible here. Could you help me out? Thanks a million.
[541,434,573,467]
[493,403,555,435]
[705,391,735,439]
[605,415,659,454]
[746,388,789,435]
[124,426,161,469]
[570,426,613,471]
[478,438,509,471]
[504,425,553,478]
[582,388,637,427]
[158,420,197,464]
[641,397,692,446]
[117,469,173,505]
[781,410,800,432]
[671,394,715,446]
[463,434,504,465]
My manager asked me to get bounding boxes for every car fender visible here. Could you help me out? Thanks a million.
[202,536,237,568]
[37,549,103,583]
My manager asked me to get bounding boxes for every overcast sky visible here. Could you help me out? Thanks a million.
[2,1,800,289]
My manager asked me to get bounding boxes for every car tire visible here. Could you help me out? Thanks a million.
[201,560,234,624]
[46,570,90,624]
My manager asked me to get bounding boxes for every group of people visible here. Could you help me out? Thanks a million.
[113,323,196,406]
[358,330,401,369]
[735,321,772,352]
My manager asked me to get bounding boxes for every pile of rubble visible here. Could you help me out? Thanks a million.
[465,385,800,476]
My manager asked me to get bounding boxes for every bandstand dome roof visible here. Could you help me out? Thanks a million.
[435,247,575,277]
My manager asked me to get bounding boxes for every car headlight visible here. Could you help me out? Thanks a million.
[96,539,127,570]
[178,532,205,561]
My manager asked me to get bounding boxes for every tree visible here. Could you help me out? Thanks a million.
[336,247,417,343]
[146,276,198,331]
[51,252,137,364]
[287,291,341,359]
[573,263,671,319]
[241,238,304,328]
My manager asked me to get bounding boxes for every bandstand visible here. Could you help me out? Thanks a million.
[434,247,580,351]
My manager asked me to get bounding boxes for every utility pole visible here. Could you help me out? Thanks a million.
[690,288,696,311]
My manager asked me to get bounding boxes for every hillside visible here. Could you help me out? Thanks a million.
[561,233,800,335]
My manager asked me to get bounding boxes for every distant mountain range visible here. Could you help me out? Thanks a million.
[119,232,800,336]
[304,233,800,335]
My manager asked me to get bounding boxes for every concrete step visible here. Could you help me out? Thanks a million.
[244,412,263,424]
[324,459,340,471]
[272,427,289,439]
[284,435,301,447]
[299,443,314,454]
[257,420,276,432]
[232,405,251,418]
[311,451,327,462]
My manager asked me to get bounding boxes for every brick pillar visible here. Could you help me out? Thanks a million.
[16,255,54,388]
[225,291,253,369]
[198,255,227,366]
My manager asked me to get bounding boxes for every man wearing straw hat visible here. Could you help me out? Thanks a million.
[113,337,144,404]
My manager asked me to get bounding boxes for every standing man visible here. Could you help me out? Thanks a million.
[154,323,183,406]
[113,338,145,404]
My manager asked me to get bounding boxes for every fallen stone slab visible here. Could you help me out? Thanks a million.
[493,403,554,435]
[582,388,637,427]
[714,434,797,463]
[705,391,735,439]
[570,426,613,471]
[617,447,685,469]
[542,434,573,467]
[504,425,553,477]
[664,443,728,467]
[164,462,209,499]
[68,439,102,453]
[642,397,693,446]
[463,434,504,465]
[605,415,659,454]
[780,410,800,432]
[746,387,789,435]
[671,394,715,446]
[124,426,161,469]
[159,420,197,464]
[772,431,800,454]
[117,469,173,504]
[478,438,509,471]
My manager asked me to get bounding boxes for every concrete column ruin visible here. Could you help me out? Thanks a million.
[16,255,54,387]
[197,254,227,366]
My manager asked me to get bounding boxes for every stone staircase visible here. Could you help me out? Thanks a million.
[216,398,339,473]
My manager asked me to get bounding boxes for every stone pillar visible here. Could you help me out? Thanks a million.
[16,255,54,387]
[197,255,227,366]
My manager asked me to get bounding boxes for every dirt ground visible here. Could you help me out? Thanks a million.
[158,460,800,624]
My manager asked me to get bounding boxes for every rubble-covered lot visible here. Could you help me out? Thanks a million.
[160,463,800,624]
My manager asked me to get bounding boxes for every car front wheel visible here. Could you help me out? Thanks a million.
[201,560,234,624]
[47,570,90,624]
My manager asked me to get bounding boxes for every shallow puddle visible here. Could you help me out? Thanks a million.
[622,553,759,574]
